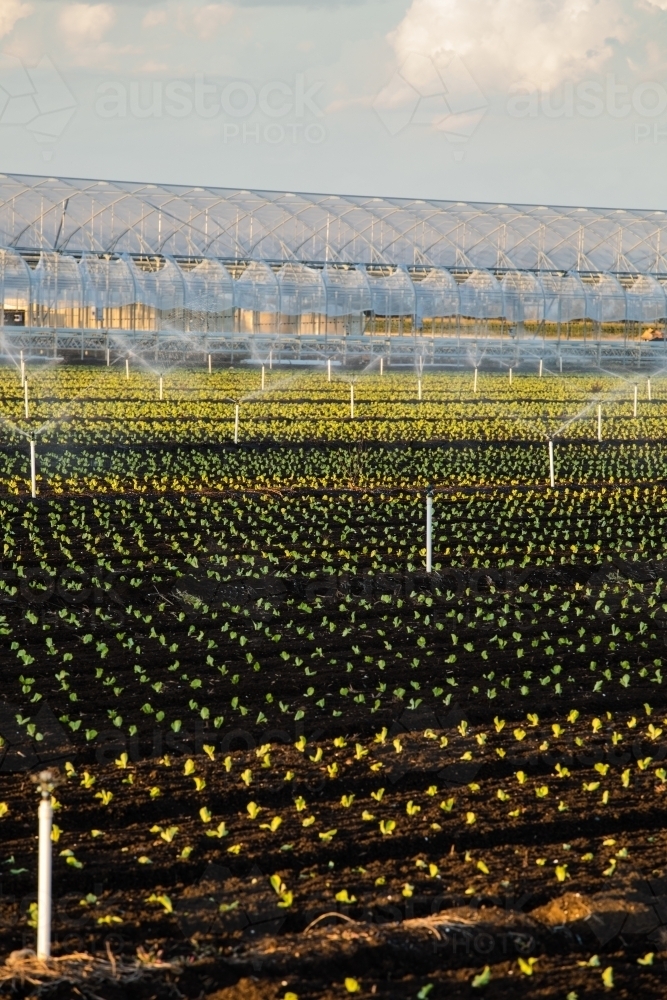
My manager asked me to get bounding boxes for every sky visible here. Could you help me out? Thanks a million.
[1,0,667,207]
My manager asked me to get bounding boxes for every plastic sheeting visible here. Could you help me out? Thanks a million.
[0,244,663,335]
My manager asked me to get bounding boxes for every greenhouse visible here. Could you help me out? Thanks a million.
[0,171,666,365]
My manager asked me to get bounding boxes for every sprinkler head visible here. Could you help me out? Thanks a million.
[31,769,59,795]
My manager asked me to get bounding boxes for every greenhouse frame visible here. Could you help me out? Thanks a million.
[0,171,666,368]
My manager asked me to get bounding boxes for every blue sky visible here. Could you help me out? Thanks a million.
[1,0,667,207]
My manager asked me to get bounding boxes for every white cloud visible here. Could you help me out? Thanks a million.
[0,0,31,39]
[142,9,168,29]
[389,0,667,91]
[192,3,234,39]
[59,3,116,47]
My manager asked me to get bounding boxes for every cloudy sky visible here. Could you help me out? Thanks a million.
[0,0,667,207]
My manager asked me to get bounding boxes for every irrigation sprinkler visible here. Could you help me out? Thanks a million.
[597,403,602,442]
[261,365,265,390]
[30,435,36,498]
[159,376,163,401]
[509,367,513,385]
[473,368,478,393]
[20,349,24,386]
[34,770,54,959]
[548,439,555,488]
[208,354,212,374]
[327,358,332,382]
[559,356,563,374]
[234,404,239,444]
[105,347,110,367]
[380,357,384,376]
[647,378,652,401]
[539,359,543,377]
[350,383,355,419]
[269,350,273,370]
[418,378,422,401]
[633,383,638,418]
[24,379,29,419]
[125,358,129,380]
[425,486,433,574]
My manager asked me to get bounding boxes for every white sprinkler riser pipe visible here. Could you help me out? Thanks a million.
[37,793,52,960]
[234,404,239,444]
[350,384,355,418]
[208,354,212,374]
[549,439,555,488]
[634,384,638,417]
[30,439,36,498]
[20,359,25,387]
[24,379,29,419]
[509,368,512,385]
[597,403,602,442]
[473,368,478,393]
[261,366,265,390]
[106,348,110,367]
[125,358,129,379]
[559,356,563,373]
[418,378,422,401]
[539,359,543,377]
[426,494,433,574]
[159,376,163,401]
[380,357,383,376]
[648,378,652,401]
[269,351,273,370]
[327,359,331,382]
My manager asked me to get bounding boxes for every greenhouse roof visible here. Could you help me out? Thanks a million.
[0,171,666,275]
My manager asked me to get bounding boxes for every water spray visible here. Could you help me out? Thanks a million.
[548,439,555,488]
[633,383,638,418]
[234,403,239,444]
[597,403,602,442]
[473,367,478,393]
[350,383,355,419]
[30,434,36,498]
[24,379,29,420]
[425,486,433,574]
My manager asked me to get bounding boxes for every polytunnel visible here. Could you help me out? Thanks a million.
[458,269,503,321]
[365,266,416,334]
[501,270,545,329]
[322,264,371,337]
[276,263,326,335]
[182,259,234,334]
[0,248,31,326]
[79,254,136,331]
[412,267,459,334]
[0,171,666,362]
[233,261,280,334]
[623,275,666,324]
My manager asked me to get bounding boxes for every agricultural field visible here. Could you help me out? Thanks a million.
[1,363,667,999]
